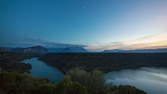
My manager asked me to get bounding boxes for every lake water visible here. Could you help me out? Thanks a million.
[22,58,64,82]
[22,58,167,94]
[105,67,167,94]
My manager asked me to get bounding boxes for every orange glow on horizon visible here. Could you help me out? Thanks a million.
[87,32,167,50]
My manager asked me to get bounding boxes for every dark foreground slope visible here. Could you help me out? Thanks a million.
[39,53,167,72]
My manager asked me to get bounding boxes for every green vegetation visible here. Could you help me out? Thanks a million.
[0,52,147,94]
[0,52,34,72]
[39,53,167,72]
[66,68,147,94]
[0,68,147,94]
[0,71,53,94]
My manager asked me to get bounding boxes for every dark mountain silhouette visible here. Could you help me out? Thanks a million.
[103,48,167,53]
[0,46,48,54]
[48,47,87,53]
[0,46,87,53]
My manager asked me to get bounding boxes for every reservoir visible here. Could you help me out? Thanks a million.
[22,58,167,94]
[22,58,64,82]
[105,67,167,94]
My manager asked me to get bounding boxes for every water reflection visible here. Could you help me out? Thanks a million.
[105,67,167,94]
[22,58,64,82]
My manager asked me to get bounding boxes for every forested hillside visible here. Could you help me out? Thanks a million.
[40,53,167,72]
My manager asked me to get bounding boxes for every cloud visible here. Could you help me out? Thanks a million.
[87,32,167,50]
[25,38,87,48]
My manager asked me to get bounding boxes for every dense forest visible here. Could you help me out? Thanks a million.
[0,52,34,72]
[39,53,167,72]
[0,51,44,72]
[0,52,147,94]
[0,69,147,94]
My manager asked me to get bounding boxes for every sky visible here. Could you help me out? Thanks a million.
[1,0,167,50]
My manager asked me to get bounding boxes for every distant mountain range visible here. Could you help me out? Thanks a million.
[103,48,167,53]
[0,46,87,54]
[0,46,48,54]
[48,47,87,53]
[1,45,167,53]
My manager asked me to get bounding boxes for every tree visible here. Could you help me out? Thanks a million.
[56,76,88,94]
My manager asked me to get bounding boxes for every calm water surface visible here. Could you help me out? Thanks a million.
[22,58,64,82]
[105,67,167,94]
[22,58,167,94]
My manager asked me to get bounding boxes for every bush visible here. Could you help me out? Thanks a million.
[0,70,147,94]
[66,68,147,94]
[56,76,88,94]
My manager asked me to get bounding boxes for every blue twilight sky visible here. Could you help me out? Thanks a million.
[1,0,167,49]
